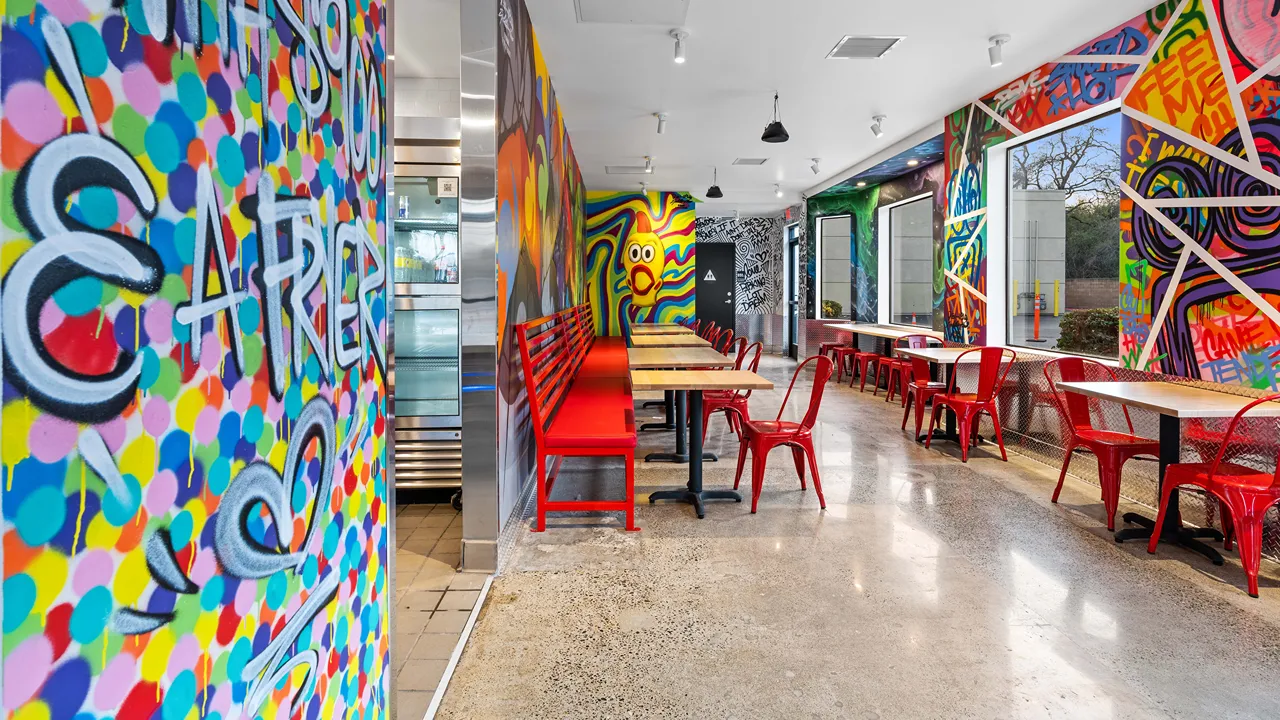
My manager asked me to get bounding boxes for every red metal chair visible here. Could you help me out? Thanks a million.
[876,334,936,404]
[688,319,701,333]
[1147,394,1280,597]
[819,334,851,380]
[1043,357,1160,531]
[730,356,834,513]
[703,341,763,441]
[925,347,1016,462]
[847,346,880,391]
[713,327,736,354]
[901,355,947,439]
[699,321,718,341]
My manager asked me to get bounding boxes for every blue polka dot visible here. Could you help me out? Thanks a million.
[3,574,35,633]
[162,670,196,720]
[217,135,245,187]
[100,474,142,527]
[145,122,181,173]
[67,23,108,78]
[266,572,287,610]
[69,585,112,644]
[52,276,103,317]
[170,509,193,549]
[16,485,67,546]
[78,186,119,230]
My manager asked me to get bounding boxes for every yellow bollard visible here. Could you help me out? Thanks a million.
[1053,279,1060,317]
[1012,280,1019,316]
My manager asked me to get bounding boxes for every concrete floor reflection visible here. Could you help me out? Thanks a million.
[440,355,1280,719]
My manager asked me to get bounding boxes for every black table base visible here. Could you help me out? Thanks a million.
[639,390,677,431]
[648,390,740,517]
[1112,414,1225,565]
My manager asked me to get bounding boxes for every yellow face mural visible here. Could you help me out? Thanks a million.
[622,213,667,307]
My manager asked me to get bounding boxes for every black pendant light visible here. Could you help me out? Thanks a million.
[761,92,789,143]
[706,167,724,198]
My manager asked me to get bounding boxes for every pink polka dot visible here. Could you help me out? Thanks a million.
[115,190,137,224]
[39,299,67,336]
[95,653,136,711]
[210,684,232,716]
[189,547,217,586]
[234,579,257,615]
[142,396,171,437]
[121,65,161,117]
[168,634,201,677]
[199,332,222,371]
[144,299,174,345]
[231,379,252,413]
[29,413,79,463]
[203,119,227,157]
[301,151,317,179]
[270,91,289,125]
[94,415,127,453]
[146,469,178,517]
[72,550,115,596]
[3,635,52,708]
[194,405,220,445]
[41,0,89,24]
[4,82,64,145]
[265,396,283,422]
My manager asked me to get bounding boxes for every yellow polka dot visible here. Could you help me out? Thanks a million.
[175,387,205,434]
[1,239,34,277]
[119,435,157,483]
[113,548,149,606]
[195,610,218,647]
[2,401,36,466]
[85,511,123,550]
[268,440,288,471]
[27,551,68,614]
[140,627,174,682]
[13,699,51,720]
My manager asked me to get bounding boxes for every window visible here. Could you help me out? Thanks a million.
[818,216,851,319]
[888,196,933,327]
[1007,112,1120,358]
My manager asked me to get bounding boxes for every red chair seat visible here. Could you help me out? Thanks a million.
[742,420,803,436]
[1074,428,1162,448]
[546,405,637,448]
[1166,462,1277,491]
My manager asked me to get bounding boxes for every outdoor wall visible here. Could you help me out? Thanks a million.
[495,0,586,524]
[806,162,945,326]
[585,191,696,336]
[1,1,389,718]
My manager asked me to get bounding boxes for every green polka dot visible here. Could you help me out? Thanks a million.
[16,485,67,546]
[153,359,183,401]
[68,23,108,78]
[53,276,103,317]
[287,149,302,180]
[2,173,21,233]
[242,334,263,376]
[111,105,148,157]
[5,0,36,20]
[216,135,245,187]
[144,122,180,173]
[177,73,207,122]
[255,431,274,457]
[161,271,191,305]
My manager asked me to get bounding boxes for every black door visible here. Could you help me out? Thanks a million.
[696,243,736,335]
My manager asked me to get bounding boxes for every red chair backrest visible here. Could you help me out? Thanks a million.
[1043,356,1134,437]
[948,347,1016,402]
[700,322,718,340]
[1207,393,1280,482]
[729,337,750,369]
[736,342,765,400]
[689,319,701,333]
[714,328,735,354]
[777,355,834,431]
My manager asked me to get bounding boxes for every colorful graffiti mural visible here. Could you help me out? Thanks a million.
[585,192,696,336]
[1119,0,1280,388]
[2,1,389,718]
[494,0,586,516]
[807,162,945,325]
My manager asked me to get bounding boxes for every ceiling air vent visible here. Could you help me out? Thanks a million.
[732,158,769,166]
[826,35,904,60]
[574,0,689,25]
[606,165,651,175]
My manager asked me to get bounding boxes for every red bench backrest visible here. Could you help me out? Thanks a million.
[516,304,594,445]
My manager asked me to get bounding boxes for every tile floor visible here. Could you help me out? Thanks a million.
[392,503,486,719]
[437,354,1280,719]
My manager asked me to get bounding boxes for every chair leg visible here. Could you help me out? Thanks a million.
[957,409,973,463]
[750,446,770,514]
[791,446,807,489]
[873,363,888,397]
[1052,443,1075,504]
[924,402,943,449]
[1221,501,1235,551]
[1098,462,1121,532]
[734,437,750,490]
[535,453,547,532]
[859,361,875,392]
[803,441,825,509]
[988,407,1008,462]
[901,391,914,430]
[1230,508,1263,598]
[1146,481,1179,554]
[624,451,639,532]
[914,392,930,439]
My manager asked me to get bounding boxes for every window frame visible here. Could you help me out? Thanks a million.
[815,214,853,320]
[883,192,936,329]
[986,98,1121,363]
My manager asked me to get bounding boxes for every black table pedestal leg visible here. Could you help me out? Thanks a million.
[649,390,741,516]
[1115,414,1224,565]
[640,390,676,431]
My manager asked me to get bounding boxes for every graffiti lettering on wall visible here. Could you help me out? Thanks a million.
[494,0,585,519]
[694,216,784,315]
[585,192,696,336]
[2,1,388,718]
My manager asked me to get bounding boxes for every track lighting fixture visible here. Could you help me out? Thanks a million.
[810,158,821,175]
[989,35,1010,68]
[706,168,724,199]
[671,29,688,64]
[761,92,790,143]
[644,156,653,173]
[870,115,885,139]
[655,113,668,134]
[774,184,783,198]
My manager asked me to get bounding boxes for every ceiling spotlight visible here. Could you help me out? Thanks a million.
[644,156,653,173]
[761,92,790,143]
[856,181,867,187]
[810,158,821,175]
[871,115,886,138]
[989,34,1010,68]
[655,113,668,134]
[734,209,741,220]
[671,29,688,64]
[906,159,919,167]
[706,167,724,199]
[640,181,649,195]
[774,184,783,198]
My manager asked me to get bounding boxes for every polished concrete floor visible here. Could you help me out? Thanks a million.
[439,355,1280,719]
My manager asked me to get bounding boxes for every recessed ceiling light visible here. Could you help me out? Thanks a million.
[732,158,769,166]
[906,159,919,166]
[856,181,867,187]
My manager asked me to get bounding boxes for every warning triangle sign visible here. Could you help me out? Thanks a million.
[704,270,716,281]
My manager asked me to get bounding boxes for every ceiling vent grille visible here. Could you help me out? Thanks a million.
[732,158,769,166]
[605,165,652,175]
[826,36,904,59]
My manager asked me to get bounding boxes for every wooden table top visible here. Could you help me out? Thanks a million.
[630,369,774,391]
[1054,381,1280,419]
[631,325,695,336]
[824,323,943,340]
[627,347,734,369]
[629,334,712,348]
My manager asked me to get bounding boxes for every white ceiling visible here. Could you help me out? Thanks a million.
[525,0,1158,216]
[394,0,460,79]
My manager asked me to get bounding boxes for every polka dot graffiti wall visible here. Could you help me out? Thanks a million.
[0,1,389,719]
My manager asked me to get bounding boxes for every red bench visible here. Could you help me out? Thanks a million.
[516,304,638,531]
